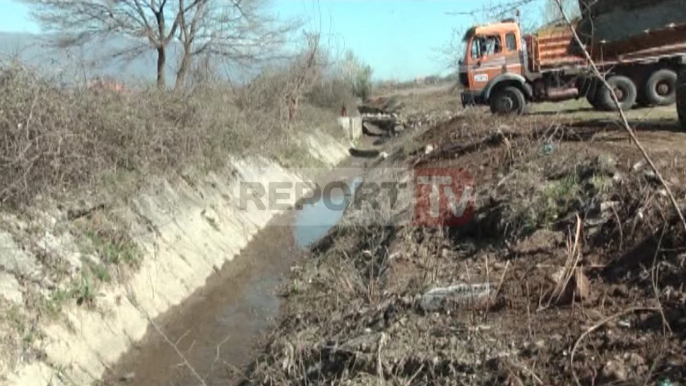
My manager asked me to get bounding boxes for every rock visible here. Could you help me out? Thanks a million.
[0,232,38,277]
[420,283,494,311]
[362,121,382,135]
[595,154,617,175]
[424,144,435,155]
[625,352,645,367]
[119,372,135,382]
[0,272,23,305]
[644,170,659,183]
[513,229,565,254]
[67,199,105,220]
[600,201,620,213]
[602,359,628,381]
[349,147,381,158]
[632,160,646,172]
[549,267,591,302]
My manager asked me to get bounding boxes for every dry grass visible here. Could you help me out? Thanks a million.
[0,61,348,208]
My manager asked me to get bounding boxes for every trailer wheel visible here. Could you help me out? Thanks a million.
[644,69,677,106]
[490,86,526,115]
[677,67,686,130]
[597,76,637,111]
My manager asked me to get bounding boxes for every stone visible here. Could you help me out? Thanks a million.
[596,154,617,175]
[513,229,565,254]
[0,232,38,277]
[625,352,645,367]
[0,272,23,305]
[600,201,620,213]
[420,283,494,311]
[424,144,435,155]
[602,359,628,381]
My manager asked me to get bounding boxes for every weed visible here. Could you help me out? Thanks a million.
[87,230,141,267]
[7,306,25,333]
[72,271,99,307]
[591,174,612,194]
[40,288,71,319]
[4,305,40,348]
[539,174,581,227]
[88,262,112,283]
[515,174,582,233]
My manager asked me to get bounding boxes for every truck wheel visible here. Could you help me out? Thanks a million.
[597,75,637,111]
[490,86,526,115]
[644,69,677,106]
[677,67,686,130]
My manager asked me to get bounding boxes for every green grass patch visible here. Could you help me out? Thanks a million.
[86,229,141,267]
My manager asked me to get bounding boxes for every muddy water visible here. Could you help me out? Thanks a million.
[105,172,361,386]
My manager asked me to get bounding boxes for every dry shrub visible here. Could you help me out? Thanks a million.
[0,62,339,208]
[306,77,356,110]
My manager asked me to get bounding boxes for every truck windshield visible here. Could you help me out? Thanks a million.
[471,35,502,59]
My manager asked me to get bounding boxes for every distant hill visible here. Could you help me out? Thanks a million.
[0,31,193,86]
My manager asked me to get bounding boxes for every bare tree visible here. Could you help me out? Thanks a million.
[544,0,580,23]
[22,0,293,89]
[174,0,294,89]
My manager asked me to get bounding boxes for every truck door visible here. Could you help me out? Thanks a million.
[469,32,523,90]
[469,35,504,90]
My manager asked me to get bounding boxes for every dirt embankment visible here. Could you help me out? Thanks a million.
[241,106,686,385]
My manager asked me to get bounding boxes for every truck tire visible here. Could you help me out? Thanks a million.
[677,67,686,130]
[490,86,527,115]
[597,75,637,111]
[644,69,677,106]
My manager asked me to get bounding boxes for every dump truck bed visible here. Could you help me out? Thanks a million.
[526,23,583,72]
[526,1,686,74]
[577,0,686,56]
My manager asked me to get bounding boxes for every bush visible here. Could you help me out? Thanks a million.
[352,64,373,101]
[306,78,356,110]
[0,62,340,208]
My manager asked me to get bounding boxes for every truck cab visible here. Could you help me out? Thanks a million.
[460,21,529,112]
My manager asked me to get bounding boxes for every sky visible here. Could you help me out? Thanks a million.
[0,0,552,81]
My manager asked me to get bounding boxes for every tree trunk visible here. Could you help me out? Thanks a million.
[175,46,192,90]
[156,46,166,89]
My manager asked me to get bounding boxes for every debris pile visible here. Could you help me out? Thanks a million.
[359,95,460,139]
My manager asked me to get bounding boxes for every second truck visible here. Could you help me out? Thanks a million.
[460,0,686,115]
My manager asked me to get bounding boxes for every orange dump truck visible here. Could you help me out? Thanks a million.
[459,0,686,115]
